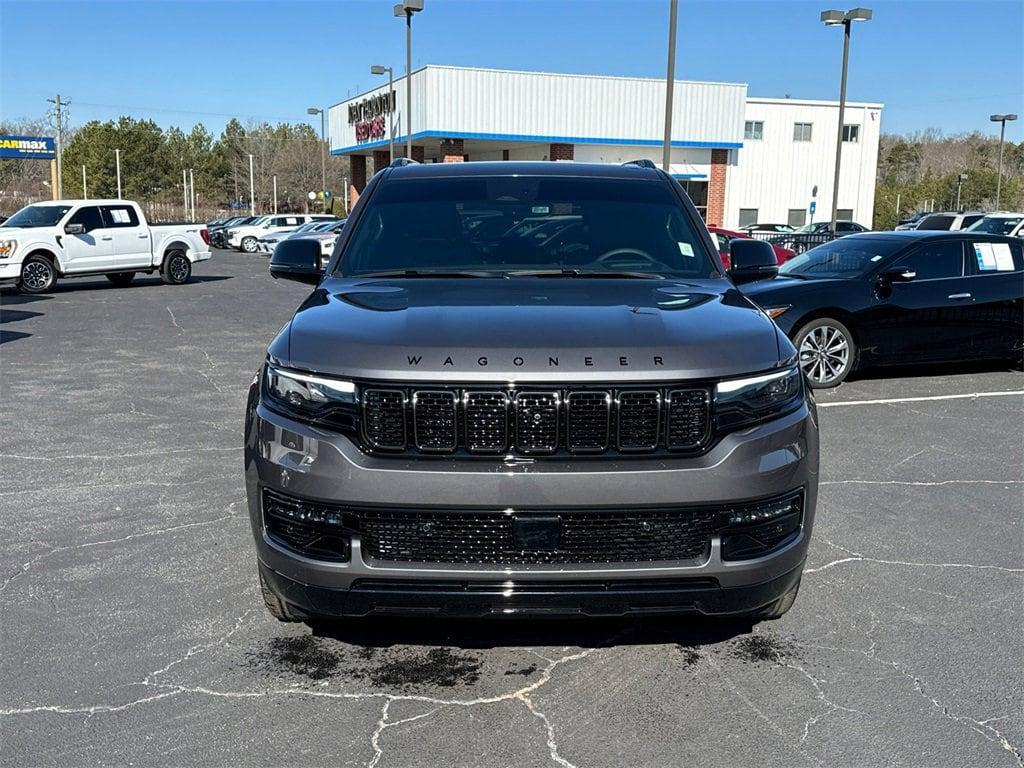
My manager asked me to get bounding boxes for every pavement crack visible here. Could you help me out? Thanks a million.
[805,540,1024,575]
[820,479,1023,487]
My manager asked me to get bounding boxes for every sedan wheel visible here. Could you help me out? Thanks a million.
[795,318,855,388]
[242,236,258,253]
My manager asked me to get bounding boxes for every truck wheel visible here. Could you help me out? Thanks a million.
[106,272,136,287]
[750,576,801,621]
[241,236,258,253]
[18,254,57,294]
[260,570,300,622]
[160,250,192,285]
[793,317,856,388]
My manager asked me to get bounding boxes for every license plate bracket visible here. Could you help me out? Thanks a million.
[511,516,561,550]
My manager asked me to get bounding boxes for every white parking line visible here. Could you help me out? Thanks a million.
[817,390,1024,408]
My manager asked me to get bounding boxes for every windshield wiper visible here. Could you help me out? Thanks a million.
[354,269,505,279]
[507,268,663,280]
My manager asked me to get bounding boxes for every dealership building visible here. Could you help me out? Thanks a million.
[330,66,882,229]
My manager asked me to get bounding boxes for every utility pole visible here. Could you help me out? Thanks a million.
[182,169,189,214]
[662,0,678,172]
[248,153,255,215]
[82,165,87,199]
[189,169,196,222]
[114,148,122,199]
[273,175,278,214]
[47,94,70,198]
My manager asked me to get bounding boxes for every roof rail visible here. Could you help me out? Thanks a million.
[622,159,658,170]
[389,157,419,167]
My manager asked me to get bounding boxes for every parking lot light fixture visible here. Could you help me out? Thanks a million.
[394,0,424,159]
[990,113,1018,209]
[307,107,327,209]
[371,65,395,162]
[821,6,872,236]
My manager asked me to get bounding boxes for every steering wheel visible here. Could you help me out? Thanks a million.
[590,248,662,269]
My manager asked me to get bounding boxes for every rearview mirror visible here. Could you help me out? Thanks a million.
[64,223,85,235]
[270,238,324,285]
[728,239,778,284]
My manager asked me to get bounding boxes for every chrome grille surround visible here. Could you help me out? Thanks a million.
[361,389,406,449]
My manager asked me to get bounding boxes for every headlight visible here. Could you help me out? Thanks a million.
[715,365,803,430]
[263,364,357,426]
[0,239,17,258]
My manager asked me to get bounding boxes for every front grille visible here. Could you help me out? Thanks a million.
[359,384,711,457]
[359,508,719,565]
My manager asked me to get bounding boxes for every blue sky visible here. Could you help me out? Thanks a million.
[1,0,1021,140]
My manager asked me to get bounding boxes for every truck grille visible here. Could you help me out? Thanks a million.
[360,384,710,457]
[359,508,719,565]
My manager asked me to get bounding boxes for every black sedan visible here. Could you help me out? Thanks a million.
[742,231,1023,387]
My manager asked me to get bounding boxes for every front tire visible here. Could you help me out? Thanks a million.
[160,250,192,285]
[241,236,258,253]
[794,317,856,388]
[18,254,57,294]
[106,271,136,287]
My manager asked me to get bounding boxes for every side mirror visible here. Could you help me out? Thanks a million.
[270,238,324,284]
[728,238,778,284]
[64,223,85,235]
[878,269,916,284]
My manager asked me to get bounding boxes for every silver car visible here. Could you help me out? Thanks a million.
[246,160,819,623]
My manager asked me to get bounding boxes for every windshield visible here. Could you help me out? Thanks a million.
[337,176,715,278]
[793,222,826,233]
[966,216,1023,235]
[779,237,905,278]
[2,204,73,229]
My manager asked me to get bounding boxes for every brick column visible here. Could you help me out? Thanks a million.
[707,149,729,226]
[411,145,425,163]
[549,143,574,161]
[373,150,391,174]
[349,155,367,209]
[440,138,465,163]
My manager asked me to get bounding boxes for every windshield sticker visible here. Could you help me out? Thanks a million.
[973,242,998,271]
[531,205,550,215]
[870,255,883,262]
[991,242,1015,271]
[678,242,694,257]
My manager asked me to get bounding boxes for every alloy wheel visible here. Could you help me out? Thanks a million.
[22,261,53,291]
[798,324,850,386]
[169,255,189,282]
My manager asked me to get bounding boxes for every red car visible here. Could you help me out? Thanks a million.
[708,226,795,269]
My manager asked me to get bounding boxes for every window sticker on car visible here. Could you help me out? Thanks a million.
[870,255,883,262]
[678,242,694,257]
[991,242,1015,271]
[973,242,1012,271]
[110,208,130,224]
[531,206,550,214]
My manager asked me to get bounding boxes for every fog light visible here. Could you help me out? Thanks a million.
[719,493,803,561]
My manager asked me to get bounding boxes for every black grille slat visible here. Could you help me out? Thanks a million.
[412,390,457,451]
[617,391,661,450]
[362,389,406,449]
[515,392,559,454]
[667,389,711,449]
[566,391,611,452]
[359,509,718,565]
[464,392,509,453]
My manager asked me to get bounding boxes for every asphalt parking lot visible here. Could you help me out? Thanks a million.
[1,248,1021,768]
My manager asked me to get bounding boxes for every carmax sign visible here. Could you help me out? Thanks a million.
[0,135,57,159]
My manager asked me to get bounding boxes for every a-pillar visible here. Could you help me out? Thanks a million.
[549,143,574,161]
[349,155,367,210]
[707,149,729,226]
[373,150,391,174]
[440,138,465,163]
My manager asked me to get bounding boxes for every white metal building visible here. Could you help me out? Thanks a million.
[330,66,882,228]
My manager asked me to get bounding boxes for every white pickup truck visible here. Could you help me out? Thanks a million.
[0,199,211,294]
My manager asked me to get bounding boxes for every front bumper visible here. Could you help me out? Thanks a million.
[0,261,21,281]
[245,395,819,619]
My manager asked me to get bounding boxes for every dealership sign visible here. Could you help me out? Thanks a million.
[0,135,57,159]
[348,91,395,143]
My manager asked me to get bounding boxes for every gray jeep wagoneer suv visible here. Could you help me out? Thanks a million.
[245,160,819,622]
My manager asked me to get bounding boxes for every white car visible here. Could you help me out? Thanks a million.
[289,218,346,267]
[0,199,211,294]
[965,212,1024,237]
[227,214,333,253]
[256,220,340,254]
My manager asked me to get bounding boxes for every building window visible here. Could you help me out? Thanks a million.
[842,124,860,143]
[681,180,708,221]
[744,121,763,141]
[788,208,807,227]
[738,208,759,228]
[793,123,813,142]
[837,208,854,222]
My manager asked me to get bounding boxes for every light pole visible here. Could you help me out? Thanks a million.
[114,148,122,199]
[821,7,872,235]
[662,0,678,172]
[189,168,196,222]
[394,1,424,159]
[990,113,1018,209]
[248,153,255,216]
[955,172,968,210]
[307,107,327,208]
[82,165,87,199]
[370,64,395,162]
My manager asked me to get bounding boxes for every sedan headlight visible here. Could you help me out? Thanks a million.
[263,364,357,427]
[0,239,17,259]
[715,365,803,430]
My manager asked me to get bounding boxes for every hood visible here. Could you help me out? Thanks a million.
[0,227,50,238]
[741,275,847,304]
[275,278,784,382]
